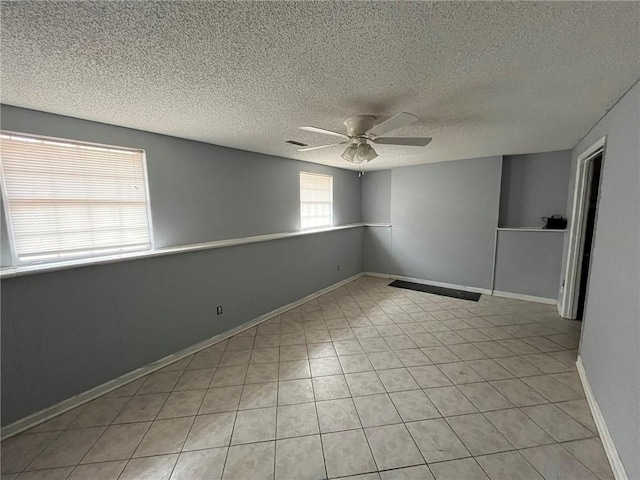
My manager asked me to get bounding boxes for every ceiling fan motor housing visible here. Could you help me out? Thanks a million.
[344,115,377,137]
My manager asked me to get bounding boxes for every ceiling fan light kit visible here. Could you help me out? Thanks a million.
[299,112,432,165]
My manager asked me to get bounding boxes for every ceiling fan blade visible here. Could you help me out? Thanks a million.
[298,142,347,152]
[366,112,419,137]
[372,137,432,147]
[299,126,349,139]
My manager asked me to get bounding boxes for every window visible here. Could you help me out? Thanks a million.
[0,132,153,264]
[300,172,333,229]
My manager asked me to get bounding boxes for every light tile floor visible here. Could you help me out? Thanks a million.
[1,276,615,480]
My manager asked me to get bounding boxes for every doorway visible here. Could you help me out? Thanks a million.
[560,137,606,319]
[575,153,602,320]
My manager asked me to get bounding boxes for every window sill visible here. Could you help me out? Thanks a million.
[0,223,375,278]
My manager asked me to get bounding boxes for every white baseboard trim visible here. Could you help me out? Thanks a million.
[385,274,492,295]
[1,272,364,440]
[576,356,628,480]
[492,290,558,305]
[363,272,390,279]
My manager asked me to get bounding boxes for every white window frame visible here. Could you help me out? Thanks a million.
[299,171,333,229]
[0,131,154,266]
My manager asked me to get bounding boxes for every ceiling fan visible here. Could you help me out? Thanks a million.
[298,112,431,164]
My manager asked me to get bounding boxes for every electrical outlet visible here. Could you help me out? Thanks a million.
[216,305,223,315]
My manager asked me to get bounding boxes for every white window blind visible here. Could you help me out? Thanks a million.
[0,132,153,264]
[300,172,333,229]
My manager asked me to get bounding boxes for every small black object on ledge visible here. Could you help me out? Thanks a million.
[542,214,567,230]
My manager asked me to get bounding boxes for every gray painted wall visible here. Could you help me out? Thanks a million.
[361,170,391,223]
[565,81,639,479]
[0,105,363,425]
[0,105,362,257]
[2,228,363,425]
[493,230,564,299]
[499,151,572,228]
[389,156,502,290]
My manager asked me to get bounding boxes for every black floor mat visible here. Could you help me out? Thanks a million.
[389,280,481,301]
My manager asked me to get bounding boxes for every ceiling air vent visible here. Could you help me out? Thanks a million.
[285,140,308,147]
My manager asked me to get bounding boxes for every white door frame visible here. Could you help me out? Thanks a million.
[560,136,606,319]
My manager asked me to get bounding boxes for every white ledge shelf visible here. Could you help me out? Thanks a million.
[1,223,377,279]
[497,227,567,232]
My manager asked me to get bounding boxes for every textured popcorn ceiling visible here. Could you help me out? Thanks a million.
[2,1,639,170]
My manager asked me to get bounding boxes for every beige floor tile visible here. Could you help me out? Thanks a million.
[365,424,424,470]
[1,432,60,474]
[445,414,512,455]
[312,374,351,401]
[334,340,365,355]
[322,429,377,478]
[219,349,252,367]
[421,346,461,364]
[379,465,435,480]
[307,342,336,358]
[188,349,223,370]
[483,408,554,449]
[16,466,75,479]
[490,379,547,407]
[280,344,308,361]
[157,390,206,419]
[245,363,279,384]
[275,435,325,480]
[368,351,404,370]
[429,458,489,480]
[278,360,311,380]
[377,368,420,392]
[68,460,127,480]
[113,393,168,424]
[389,390,440,422]
[278,379,314,405]
[475,451,543,480]
[67,397,130,429]
[210,365,247,387]
[223,441,275,480]
[521,375,583,402]
[239,382,278,410]
[250,347,280,364]
[438,362,485,385]
[562,438,614,480]
[457,382,513,412]
[407,366,451,389]
[317,398,361,433]
[339,354,374,373]
[119,454,178,480]
[81,422,150,463]
[170,448,227,480]
[405,418,469,463]
[276,403,319,439]
[353,394,402,428]
[521,404,595,442]
[199,386,242,414]
[466,359,514,381]
[424,386,478,417]
[395,349,433,367]
[345,371,386,396]
[174,369,214,391]
[133,417,194,457]
[183,412,236,451]
[29,409,83,433]
[310,356,343,377]
[137,371,182,395]
[555,399,597,431]
[27,427,106,470]
[473,342,514,358]
[520,444,599,480]
[231,407,276,445]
